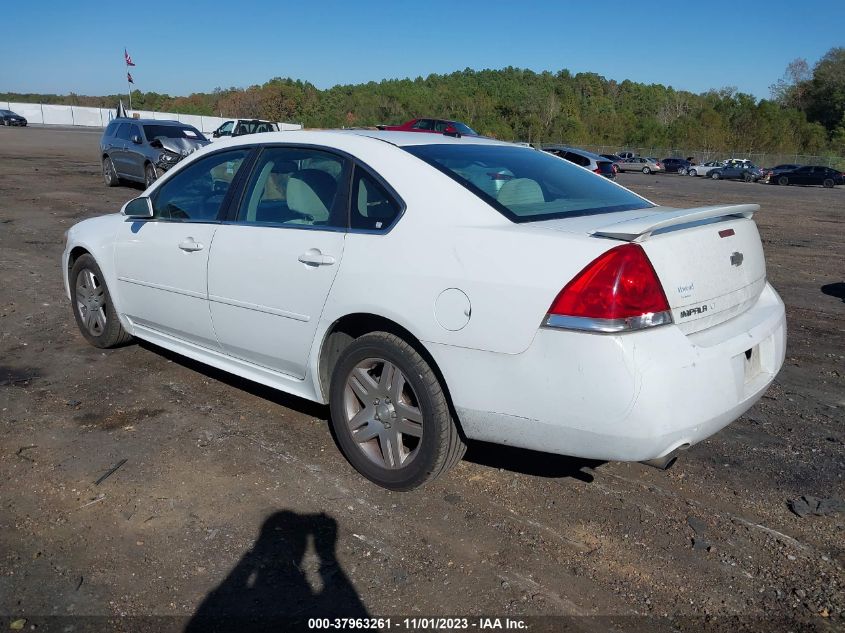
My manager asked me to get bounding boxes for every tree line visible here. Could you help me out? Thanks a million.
[3,47,843,157]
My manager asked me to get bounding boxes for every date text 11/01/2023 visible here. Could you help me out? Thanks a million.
[307,617,528,630]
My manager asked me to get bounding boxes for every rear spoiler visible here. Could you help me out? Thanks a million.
[591,204,759,242]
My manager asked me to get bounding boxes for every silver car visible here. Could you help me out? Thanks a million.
[686,161,725,177]
[616,156,664,174]
[100,118,210,188]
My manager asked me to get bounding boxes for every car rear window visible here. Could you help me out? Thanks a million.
[404,144,652,223]
[143,125,207,142]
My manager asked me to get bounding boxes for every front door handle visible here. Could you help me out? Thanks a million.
[298,248,336,267]
[178,238,204,252]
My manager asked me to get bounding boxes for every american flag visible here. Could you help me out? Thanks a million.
[127,72,134,84]
[124,49,136,67]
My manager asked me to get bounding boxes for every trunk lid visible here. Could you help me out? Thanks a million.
[535,204,767,334]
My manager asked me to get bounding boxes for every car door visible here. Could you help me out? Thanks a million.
[124,122,146,181]
[207,146,351,379]
[808,167,825,185]
[113,147,252,349]
[110,122,132,178]
[791,166,812,184]
[215,120,234,139]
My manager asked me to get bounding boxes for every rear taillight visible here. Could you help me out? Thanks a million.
[593,168,601,174]
[544,244,673,333]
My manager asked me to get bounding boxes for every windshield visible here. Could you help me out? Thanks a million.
[143,125,207,142]
[404,144,652,223]
[451,122,478,135]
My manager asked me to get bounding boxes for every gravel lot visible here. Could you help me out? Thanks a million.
[0,126,843,632]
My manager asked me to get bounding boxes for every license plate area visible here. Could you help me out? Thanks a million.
[743,345,762,383]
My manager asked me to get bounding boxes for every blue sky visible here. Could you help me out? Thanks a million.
[1,1,841,99]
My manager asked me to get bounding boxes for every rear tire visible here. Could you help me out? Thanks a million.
[823,178,834,188]
[642,167,651,174]
[778,176,789,186]
[677,167,686,175]
[328,332,465,491]
[70,254,132,348]
[103,157,119,187]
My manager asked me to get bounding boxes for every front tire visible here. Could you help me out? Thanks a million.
[144,163,157,189]
[328,332,465,490]
[70,254,132,348]
[688,169,698,177]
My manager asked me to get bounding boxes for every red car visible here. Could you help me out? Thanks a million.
[377,118,479,136]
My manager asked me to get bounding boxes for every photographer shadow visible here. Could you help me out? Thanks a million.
[185,510,368,633]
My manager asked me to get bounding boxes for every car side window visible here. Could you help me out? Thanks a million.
[350,167,401,231]
[412,119,434,130]
[237,147,349,228]
[105,121,119,136]
[115,123,131,141]
[152,149,250,222]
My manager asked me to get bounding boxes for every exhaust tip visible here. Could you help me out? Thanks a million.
[641,444,690,471]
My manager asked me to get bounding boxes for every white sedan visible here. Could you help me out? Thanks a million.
[63,130,786,490]
[687,160,726,177]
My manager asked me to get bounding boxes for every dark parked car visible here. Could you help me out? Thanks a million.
[100,118,209,188]
[772,165,844,188]
[543,146,616,179]
[662,157,693,174]
[600,154,623,174]
[709,162,764,182]
[0,109,27,126]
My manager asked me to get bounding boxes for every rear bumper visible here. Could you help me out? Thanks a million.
[431,282,786,462]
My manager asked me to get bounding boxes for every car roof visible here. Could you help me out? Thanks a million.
[195,129,518,154]
[342,129,510,147]
[111,118,188,126]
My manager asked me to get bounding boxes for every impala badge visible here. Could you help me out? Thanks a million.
[730,251,744,267]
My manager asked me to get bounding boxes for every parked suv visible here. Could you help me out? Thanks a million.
[211,119,279,141]
[101,118,209,188]
[543,146,616,179]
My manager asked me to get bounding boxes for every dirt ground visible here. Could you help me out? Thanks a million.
[0,126,843,632]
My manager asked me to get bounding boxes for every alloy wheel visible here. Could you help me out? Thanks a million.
[144,164,156,188]
[343,358,424,470]
[103,159,115,185]
[75,268,107,336]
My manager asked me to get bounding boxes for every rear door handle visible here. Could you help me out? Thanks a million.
[298,248,336,267]
[178,238,204,252]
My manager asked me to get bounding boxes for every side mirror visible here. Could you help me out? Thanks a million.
[131,135,143,145]
[121,196,154,218]
[212,130,220,138]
